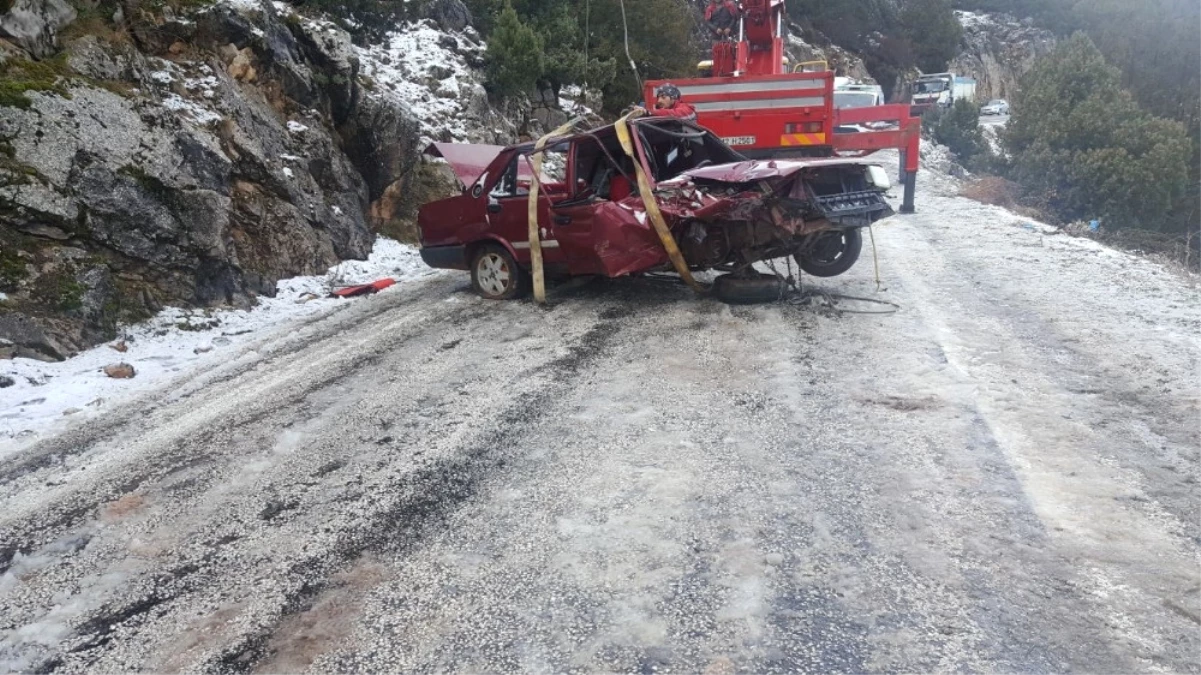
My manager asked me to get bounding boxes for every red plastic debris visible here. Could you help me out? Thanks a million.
[330,278,396,298]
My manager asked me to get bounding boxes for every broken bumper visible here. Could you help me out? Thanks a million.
[420,245,468,270]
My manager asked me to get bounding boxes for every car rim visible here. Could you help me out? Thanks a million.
[476,253,511,296]
[812,232,848,264]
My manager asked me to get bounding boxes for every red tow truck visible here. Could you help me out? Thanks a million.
[644,0,921,214]
[415,0,919,302]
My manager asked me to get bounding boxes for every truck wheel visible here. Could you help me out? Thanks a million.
[712,273,785,305]
[796,228,863,277]
[470,245,527,300]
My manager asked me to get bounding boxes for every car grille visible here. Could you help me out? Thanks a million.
[815,189,894,219]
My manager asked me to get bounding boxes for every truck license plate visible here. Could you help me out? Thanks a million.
[721,136,756,146]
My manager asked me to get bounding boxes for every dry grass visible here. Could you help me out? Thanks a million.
[959,176,1052,223]
[60,16,132,45]
[1096,227,1200,273]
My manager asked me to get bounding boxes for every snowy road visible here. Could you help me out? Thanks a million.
[1,174,1198,672]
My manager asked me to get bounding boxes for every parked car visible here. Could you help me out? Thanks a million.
[981,99,1010,115]
[418,118,894,302]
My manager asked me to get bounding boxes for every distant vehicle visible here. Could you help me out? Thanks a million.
[981,99,1010,115]
[833,86,893,134]
[911,72,977,113]
[833,89,884,110]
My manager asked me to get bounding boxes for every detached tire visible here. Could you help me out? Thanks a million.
[713,273,785,305]
[796,228,863,277]
[470,244,528,300]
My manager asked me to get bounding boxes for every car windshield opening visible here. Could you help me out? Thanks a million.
[572,133,639,202]
[635,120,744,182]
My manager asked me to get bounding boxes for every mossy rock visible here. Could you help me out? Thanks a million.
[0,54,74,109]
[0,248,27,291]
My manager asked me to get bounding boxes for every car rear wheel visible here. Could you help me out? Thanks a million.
[471,245,527,300]
[796,228,863,277]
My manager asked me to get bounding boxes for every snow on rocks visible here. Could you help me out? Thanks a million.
[558,84,600,118]
[161,93,223,125]
[356,19,499,146]
[219,0,269,13]
[183,68,220,99]
[954,10,997,30]
[146,59,225,126]
[287,120,310,133]
[919,138,958,178]
[0,238,442,456]
[982,124,1005,157]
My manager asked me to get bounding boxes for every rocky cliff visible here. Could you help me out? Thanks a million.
[785,29,873,82]
[950,10,1056,102]
[0,0,516,361]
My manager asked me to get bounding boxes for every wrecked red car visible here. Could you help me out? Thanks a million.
[418,118,893,301]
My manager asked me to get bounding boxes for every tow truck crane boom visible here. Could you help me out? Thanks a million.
[645,0,920,212]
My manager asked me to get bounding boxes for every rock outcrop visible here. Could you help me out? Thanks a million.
[785,29,873,82]
[0,0,508,360]
[0,0,75,59]
[950,11,1056,102]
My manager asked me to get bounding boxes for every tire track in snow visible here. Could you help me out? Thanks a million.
[875,208,1200,673]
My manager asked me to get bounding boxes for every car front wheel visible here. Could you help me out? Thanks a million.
[471,244,527,300]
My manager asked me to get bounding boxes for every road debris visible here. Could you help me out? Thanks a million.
[102,363,136,379]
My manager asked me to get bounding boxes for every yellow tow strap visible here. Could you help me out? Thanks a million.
[614,113,704,293]
[527,119,581,304]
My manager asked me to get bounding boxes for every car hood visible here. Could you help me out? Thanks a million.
[668,157,879,185]
[423,142,537,188]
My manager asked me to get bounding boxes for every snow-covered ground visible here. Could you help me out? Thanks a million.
[0,238,441,457]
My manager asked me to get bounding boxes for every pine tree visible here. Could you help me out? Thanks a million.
[929,98,986,163]
[484,2,544,98]
[1004,34,1190,229]
[900,0,962,73]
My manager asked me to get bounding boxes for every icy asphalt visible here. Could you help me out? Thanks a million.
[1,166,1198,673]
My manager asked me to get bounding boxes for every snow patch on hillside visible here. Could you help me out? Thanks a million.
[955,10,998,30]
[357,20,502,146]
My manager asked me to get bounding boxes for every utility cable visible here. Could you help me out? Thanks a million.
[618,0,643,98]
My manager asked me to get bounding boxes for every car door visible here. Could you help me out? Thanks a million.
[483,151,565,266]
[548,200,606,275]
[544,137,615,276]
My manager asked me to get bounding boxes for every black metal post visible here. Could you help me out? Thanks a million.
[897,150,917,214]
[901,170,916,214]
